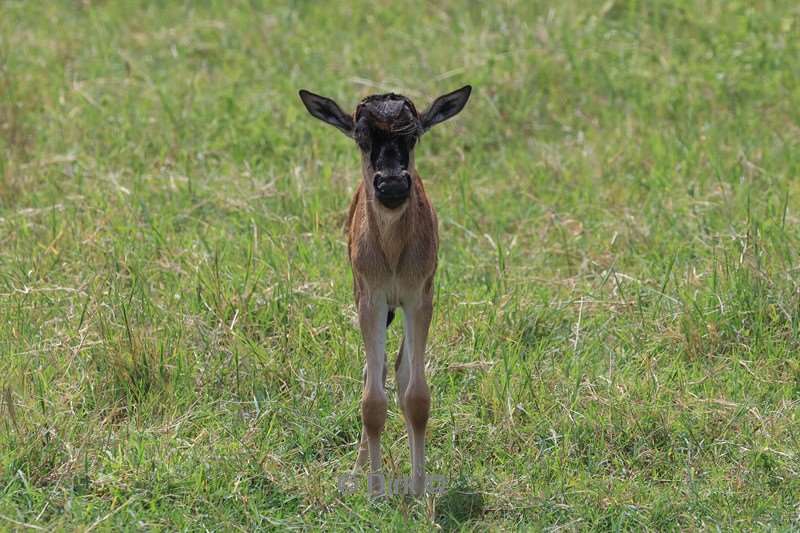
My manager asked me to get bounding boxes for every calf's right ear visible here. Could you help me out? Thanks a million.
[298,90,354,137]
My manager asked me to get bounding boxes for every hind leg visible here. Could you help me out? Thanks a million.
[395,336,414,449]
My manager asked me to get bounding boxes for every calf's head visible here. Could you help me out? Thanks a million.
[299,86,471,209]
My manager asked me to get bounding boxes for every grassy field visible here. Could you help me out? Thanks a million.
[2,0,799,529]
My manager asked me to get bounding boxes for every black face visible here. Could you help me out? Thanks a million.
[354,95,421,209]
[299,85,472,209]
[356,125,417,208]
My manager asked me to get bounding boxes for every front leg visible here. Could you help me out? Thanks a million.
[402,285,433,496]
[353,347,387,473]
[356,293,389,496]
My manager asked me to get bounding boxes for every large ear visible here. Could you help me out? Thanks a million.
[298,90,354,137]
[420,85,472,132]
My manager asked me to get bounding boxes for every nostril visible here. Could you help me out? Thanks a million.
[401,171,411,187]
[373,172,384,188]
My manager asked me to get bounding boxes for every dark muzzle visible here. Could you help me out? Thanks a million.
[374,171,411,209]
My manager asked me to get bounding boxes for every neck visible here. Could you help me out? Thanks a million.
[364,171,418,270]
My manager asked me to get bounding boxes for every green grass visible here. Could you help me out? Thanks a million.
[2,0,800,529]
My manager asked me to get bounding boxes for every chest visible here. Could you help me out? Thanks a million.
[350,218,437,301]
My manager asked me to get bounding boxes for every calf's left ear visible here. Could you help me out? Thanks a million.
[420,85,472,132]
[298,90,354,137]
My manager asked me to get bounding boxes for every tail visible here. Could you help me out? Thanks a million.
[387,309,395,327]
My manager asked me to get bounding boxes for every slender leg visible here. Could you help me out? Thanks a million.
[395,336,414,461]
[402,288,433,496]
[353,430,369,473]
[354,353,387,473]
[353,365,369,472]
[357,295,388,496]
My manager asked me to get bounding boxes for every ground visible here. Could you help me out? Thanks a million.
[1,0,799,530]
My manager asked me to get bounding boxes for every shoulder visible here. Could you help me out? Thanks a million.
[347,182,365,230]
[347,182,367,261]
